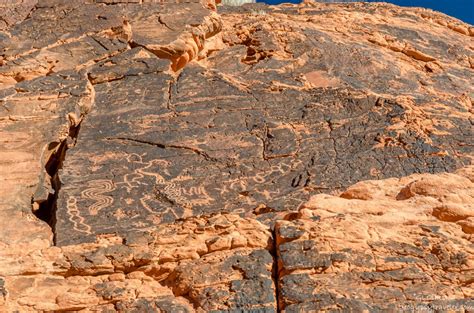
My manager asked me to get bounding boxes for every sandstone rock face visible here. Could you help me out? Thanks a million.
[1,213,274,311]
[0,0,472,311]
[276,168,474,311]
[0,0,37,31]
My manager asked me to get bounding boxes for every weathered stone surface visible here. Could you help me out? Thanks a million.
[1,214,275,311]
[0,0,221,84]
[0,70,93,255]
[53,1,472,245]
[276,167,474,311]
[0,0,36,31]
[0,0,472,311]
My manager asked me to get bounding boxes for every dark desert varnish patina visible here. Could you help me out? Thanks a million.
[0,0,473,311]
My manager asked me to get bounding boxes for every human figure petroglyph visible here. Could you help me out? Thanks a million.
[81,179,115,215]
[66,196,91,234]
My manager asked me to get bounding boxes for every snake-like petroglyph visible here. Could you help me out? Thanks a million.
[81,179,115,215]
[66,196,91,234]
[113,153,215,211]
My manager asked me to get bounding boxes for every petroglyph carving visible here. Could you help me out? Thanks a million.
[180,186,214,206]
[140,194,158,214]
[81,179,115,215]
[2,1,473,311]
[115,155,170,192]
[137,159,170,185]
[66,196,91,234]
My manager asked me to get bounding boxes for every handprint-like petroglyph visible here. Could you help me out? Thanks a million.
[66,196,91,234]
[81,179,115,215]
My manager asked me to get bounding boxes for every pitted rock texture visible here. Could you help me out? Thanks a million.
[0,0,473,311]
[1,214,275,311]
[276,167,474,311]
[0,0,36,31]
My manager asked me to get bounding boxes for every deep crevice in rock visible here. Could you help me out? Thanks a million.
[106,136,219,162]
[33,142,64,234]
[270,227,282,313]
[33,123,82,244]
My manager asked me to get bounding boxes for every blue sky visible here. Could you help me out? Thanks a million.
[259,0,474,25]
[389,0,473,24]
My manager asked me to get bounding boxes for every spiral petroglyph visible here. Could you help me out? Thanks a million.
[1,0,473,311]
[81,179,115,215]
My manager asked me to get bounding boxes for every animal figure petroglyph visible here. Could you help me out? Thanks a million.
[81,179,115,215]
[116,154,170,192]
[66,196,91,234]
[137,159,169,185]
[101,153,218,213]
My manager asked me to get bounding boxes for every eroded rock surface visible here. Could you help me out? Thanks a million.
[0,0,36,31]
[2,214,274,311]
[276,167,474,311]
[0,0,472,311]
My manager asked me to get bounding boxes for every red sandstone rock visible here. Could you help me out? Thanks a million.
[276,167,474,311]
[0,0,472,311]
